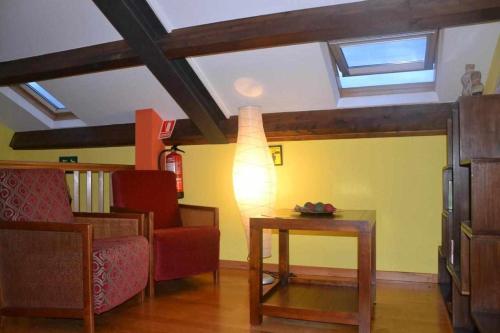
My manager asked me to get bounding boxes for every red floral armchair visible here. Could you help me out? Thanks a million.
[111,170,220,296]
[0,168,149,333]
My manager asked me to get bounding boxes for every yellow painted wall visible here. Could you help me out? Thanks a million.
[181,137,446,274]
[0,123,14,159]
[0,122,446,274]
[485,36,500,94]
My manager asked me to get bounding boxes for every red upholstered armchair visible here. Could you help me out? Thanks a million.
[111,170,220,296]
[0,169,149,333]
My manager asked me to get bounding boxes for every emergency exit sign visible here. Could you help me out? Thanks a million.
[59,156,78,163]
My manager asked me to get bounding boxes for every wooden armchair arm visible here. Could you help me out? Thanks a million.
[110,206,148,215]
[74,212,146,239]
[110,207,154,241]
[0,221,92,312]
[110,207,154,298]
[179,204,219,228]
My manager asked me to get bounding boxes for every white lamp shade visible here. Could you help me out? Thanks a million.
[233,106,276,258]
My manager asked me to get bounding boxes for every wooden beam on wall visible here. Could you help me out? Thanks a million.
[1,0,498,85]
[264,102,451,141]
[92,0,227,144]
[9,103,452,150]
[164,103,453,145]
[10,124,135,150]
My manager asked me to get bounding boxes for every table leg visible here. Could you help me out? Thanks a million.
[371,225,377,309]
[358,231,373,333]
[249,225,263,325]
[279,229,289,286]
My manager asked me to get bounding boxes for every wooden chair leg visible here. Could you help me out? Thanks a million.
[83,312,95,333]
[147,278,155,298]
[148,250,155,297]
[136,289,145,304]
[213,269,219,284]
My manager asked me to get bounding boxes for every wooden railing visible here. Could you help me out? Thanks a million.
[0,161,134,212]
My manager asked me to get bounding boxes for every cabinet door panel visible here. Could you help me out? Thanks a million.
[471,237,500,313]
[471,162,500,234]
[459,95,500,160]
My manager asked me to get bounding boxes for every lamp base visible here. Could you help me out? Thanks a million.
[262,272,274,285]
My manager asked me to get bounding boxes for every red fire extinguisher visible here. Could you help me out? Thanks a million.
[158,145,185,198]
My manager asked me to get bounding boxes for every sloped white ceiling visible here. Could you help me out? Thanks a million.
[190,43,338,115]
[436,22,500,102]
[41,67,187,126]
[0,0,120,61]
[0,0,498,132]
[0,93,49,131]
[0,0,187,130]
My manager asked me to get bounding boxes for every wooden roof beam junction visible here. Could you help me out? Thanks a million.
[10,103,452,149]
[0,0,499,85]
[91,0,227,144]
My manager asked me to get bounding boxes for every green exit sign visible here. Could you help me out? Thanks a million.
[59,156,78,163]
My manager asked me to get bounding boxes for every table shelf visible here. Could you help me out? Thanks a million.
[262,281,359,325]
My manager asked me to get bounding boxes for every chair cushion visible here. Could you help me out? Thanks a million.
[92,236,148,314]
[112,170,182,229]
[154,226,220,281]
[0,169,74,223]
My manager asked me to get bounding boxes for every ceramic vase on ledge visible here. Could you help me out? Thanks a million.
[461,64,484,96]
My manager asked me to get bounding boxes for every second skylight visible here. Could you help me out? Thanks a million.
[328,31,438,96]
[26,82,66,110]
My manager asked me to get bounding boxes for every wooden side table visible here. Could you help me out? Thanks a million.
[249,210,376,333]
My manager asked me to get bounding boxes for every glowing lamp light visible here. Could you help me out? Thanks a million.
[234,77,264,98]
[233,105,276,258]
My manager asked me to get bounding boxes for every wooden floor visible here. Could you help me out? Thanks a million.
[0,268,452,333]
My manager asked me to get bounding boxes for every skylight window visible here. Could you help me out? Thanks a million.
[342,37,427,67]
[339,69,435,88]
[25,82,66,110]
[328,31,437,96]
[12,81,77,122]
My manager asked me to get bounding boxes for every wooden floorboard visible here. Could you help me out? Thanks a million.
[0,268,452,332]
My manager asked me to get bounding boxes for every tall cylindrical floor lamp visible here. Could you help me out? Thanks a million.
[233,105,276,284]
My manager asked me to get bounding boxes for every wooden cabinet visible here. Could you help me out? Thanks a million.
[438,95,500,332]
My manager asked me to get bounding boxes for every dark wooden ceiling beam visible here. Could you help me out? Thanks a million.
[1,0,498,85]
[161,0,500,58]
[165,102,452,145]
[0,41,138,85]
[91,0,227,144]
[10,123,135,150]
[10,103,452,149]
